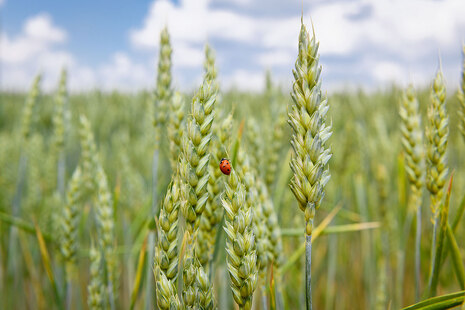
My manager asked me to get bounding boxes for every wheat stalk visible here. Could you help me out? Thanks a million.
[399,85,425,300]
[148,26,174,310]
[52,68,68,198]
[222,168,258,309]
[179,74,217,308]
[426,71,448,219]
[60,166,82,309]
[288,20,332,310]
[8,74,42,279]
[95,165,118,308]
[426,70,449,297]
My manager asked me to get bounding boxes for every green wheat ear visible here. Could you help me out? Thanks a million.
[21,74,42,142]
[167,92,185,171]
[60,167,82,264]
[156,271,181,310]
[426,71,448,218]
[180,78,216,234]
[222,168,258,309]
[88,245,104,310]
[155,174,183,310]
[236,149,269,275]
[197,113,232,267]
[289,21,332,236]
[155,175,181,281]
[153,26,173,145]
[288,19,331,310]
[52,68,67,154]
[400,85,425,206]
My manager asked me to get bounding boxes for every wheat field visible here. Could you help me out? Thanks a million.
[1,18,465,310]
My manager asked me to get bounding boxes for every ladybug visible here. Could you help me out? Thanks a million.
[219,158,231,175]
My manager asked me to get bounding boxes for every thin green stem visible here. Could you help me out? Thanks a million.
[146,150,159,310]
[445,224,465,289]
[305,233,312,310]
[415,205,422,301]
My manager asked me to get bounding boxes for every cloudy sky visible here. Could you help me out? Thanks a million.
[1,0,465,92]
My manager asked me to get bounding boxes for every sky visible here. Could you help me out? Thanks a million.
[1,0,465,93]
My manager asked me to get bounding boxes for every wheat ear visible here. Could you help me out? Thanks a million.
[288,20,332,310]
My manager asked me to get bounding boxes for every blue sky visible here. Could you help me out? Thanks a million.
[1,0,465,92]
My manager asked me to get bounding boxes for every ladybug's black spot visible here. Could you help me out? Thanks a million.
[227,168,230,172]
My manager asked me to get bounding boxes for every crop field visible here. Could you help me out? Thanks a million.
[1,16,465,310]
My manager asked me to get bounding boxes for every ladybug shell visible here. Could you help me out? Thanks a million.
[219,158,231,175]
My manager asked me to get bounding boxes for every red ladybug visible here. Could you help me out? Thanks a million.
[219,158,231,175]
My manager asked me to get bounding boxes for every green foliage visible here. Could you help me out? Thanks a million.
[2,23,465,310]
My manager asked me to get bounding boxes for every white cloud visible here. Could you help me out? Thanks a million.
[257,50,294,67]
[0,0,5,7]
[223,69,264,91]
[372,61,407,84]
[1,14,67,64]
[0,13,76,90]
[0,13,153,92]
[97,52,153,91]
[2,0,465,92]
[23,14,67,43]
[130,0,465,92]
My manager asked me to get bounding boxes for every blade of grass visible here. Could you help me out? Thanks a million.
[452,192,465,232]
[281,222,380,237]
[34,221,64,310]
[402,290,465,310]
[280,221,379,273]
[427,173,453,297]
[440,192,465,271]
[319,222,381,235]
[130,234,148,310]
[280,204,341,273]
[18,231,46,310]
[0,211,54,242]
[269,265,276,310]
[445,224,465,289]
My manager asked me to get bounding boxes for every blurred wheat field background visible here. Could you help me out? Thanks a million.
[2,16,465,310]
